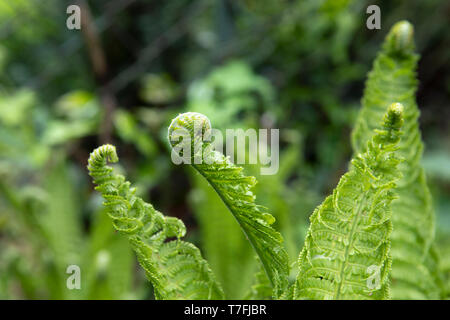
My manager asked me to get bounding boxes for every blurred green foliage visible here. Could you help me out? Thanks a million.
[0,0,448,299]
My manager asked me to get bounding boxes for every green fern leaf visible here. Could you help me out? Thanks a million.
[351,21,440,299]
[189,173,257,299]
[87,144,224,300]
[295,103,404,300]
[243,265,274,300]
[168,112,290,298]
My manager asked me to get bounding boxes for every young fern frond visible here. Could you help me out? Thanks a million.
[294,103,404,300]
[168,112,290,298]
[189,173,257,299]
[87,145,224,300]
[351,21,441,299]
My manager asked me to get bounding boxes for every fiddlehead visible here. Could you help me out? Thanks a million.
[168,112,290,298]
[294,104,404,300]
[243,265,274,300]
[351,21,441,299]
[88,144,224,300]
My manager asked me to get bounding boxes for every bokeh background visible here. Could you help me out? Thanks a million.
[0,0,449,299]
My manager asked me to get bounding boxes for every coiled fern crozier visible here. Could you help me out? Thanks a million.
[295,103,404,300]
[351,21,441,299]
[88,145,224,299]
[168,112,290,298]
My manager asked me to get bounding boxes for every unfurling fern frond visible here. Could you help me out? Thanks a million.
[351,21,441,299]
[189,173,257,299]
[87,145,224,300]
[168,112,289,298]
[295,103,404,300]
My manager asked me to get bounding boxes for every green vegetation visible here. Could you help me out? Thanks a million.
[295,103,403,300]
[352,21,442,299]
[1,1,449,300]
[90,102,406,300]
[88,144,223,299]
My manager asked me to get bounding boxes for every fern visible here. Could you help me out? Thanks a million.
[87,144,224,300]
[86,22,440,300]
[168,112,290,298]
[351,21,440,299]
[294,103,404,300]
[189,173,257,299]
